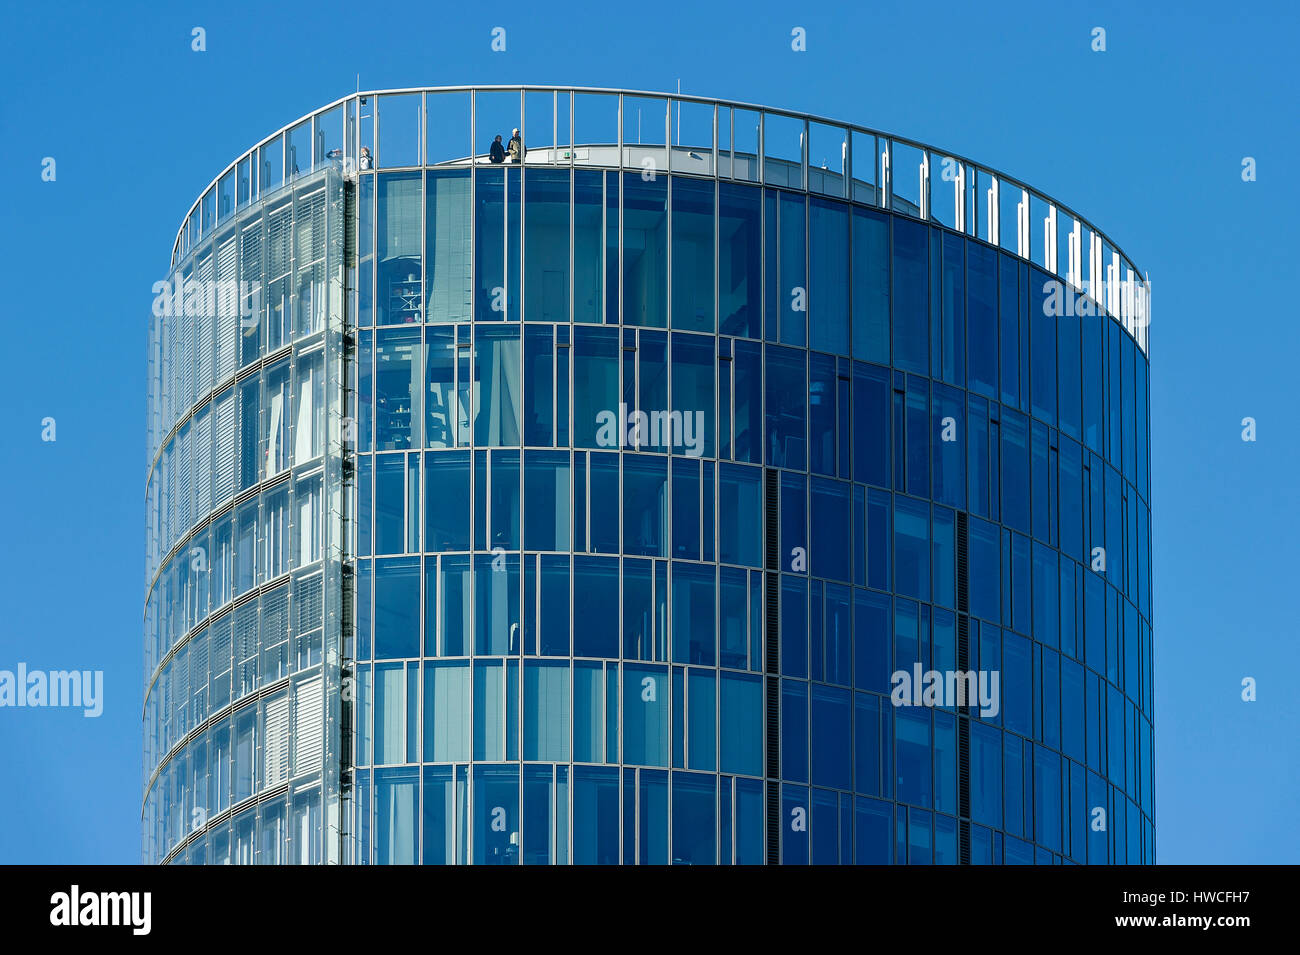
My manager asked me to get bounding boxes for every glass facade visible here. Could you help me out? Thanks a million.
[146,87,1152,864]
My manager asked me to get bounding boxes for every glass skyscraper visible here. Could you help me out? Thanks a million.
[144,86,1153,865]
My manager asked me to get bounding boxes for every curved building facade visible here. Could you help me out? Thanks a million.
[144,86,1152,865]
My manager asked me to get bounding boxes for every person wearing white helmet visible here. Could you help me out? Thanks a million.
[507,127,524,163]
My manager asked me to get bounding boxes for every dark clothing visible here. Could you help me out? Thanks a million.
[489,140,506,164]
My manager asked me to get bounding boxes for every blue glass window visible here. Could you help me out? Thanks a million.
[931,381,964,511]
[539,554,570,656]
[425,170,471,324]
[573,767,619,864]
[1001,408,1030,534]
[855,796,892,863]
[810,477,850,582]
[524,168,570,323]
[421,765,460,865]
[809,353,837,475]
[719,182,761,338]
[623,664,668,766]
[474,551,520,654]
[474,167,519,321]
[671,332,715,457]
[424,451,469,551]
[573,170,604,324]
[687,669,716,770]
[573,556,619,657]
[810,684,851,790]
[718,464,761,567]
[573,327,618,448]
[671,561,715,665]
[622,173,667,327]
[1030,267,1057,424]
[893,495,929,601]
[809,198,849,355]
[524,450,570,551]
[852,207,889,364]
[778,191,806,346]
[940,232,966,388]
[853,362,889,488]
[377,172,422,326]
[374,557,419,658]
[423,661,470,761]
[523,660,570,761]
[719,671,761,776]
[671,177,715,332]
[891,218,928,374]
[895,708,931,807]
[623,454,667,556]
[672,773,716,864]
[638,769,668,863]
[998,253,1020,406]
[765,345,806,469]
[968,242,998,398]
[781,679,808,782]
[968,516,1000,623]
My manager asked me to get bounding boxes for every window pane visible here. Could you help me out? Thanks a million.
[377,173,422,325]
[719,182,760,338]
[892,217,928,374]
[622,173,667,327]
[524,660,570,761]
[474,326,521,445]
[671,177,714,332]
[809,199,849,355]
[524,168,570,322]
[425,171,471,323]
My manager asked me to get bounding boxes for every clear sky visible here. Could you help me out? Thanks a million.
[0,0,1295,864]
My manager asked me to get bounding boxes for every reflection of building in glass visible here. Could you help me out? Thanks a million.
[144,87,1152,865]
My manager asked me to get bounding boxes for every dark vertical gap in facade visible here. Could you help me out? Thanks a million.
[338,177,357,821]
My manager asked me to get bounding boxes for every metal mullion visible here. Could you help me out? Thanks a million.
[683,660,691,771]
[664,98,671,176]
[470,92,477,331]
[800,118,808,193]
[618,106,624,333]
[666,164,673,331]
[518,88,526,325]
[729,108,736,183]
[711,104,719,181]
[570,164,575,329]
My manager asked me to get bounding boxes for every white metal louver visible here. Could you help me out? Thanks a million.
[213,390,235,504]
[263,691,291,788]
[216,235,238,383]
[292,675,324,776]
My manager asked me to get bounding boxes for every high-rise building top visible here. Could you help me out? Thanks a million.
[145,87,1153,864]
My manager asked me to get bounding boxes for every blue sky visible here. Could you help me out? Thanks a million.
[0,0,1296,864]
